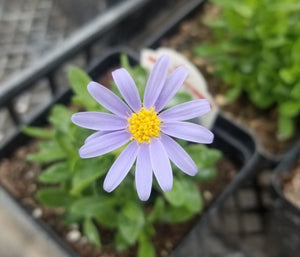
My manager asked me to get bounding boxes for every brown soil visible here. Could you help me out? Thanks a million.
[0,140,236,257]
[283,159,300,210]
[159,3,296,155]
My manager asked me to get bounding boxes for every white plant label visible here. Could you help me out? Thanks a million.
[141,47,219,129]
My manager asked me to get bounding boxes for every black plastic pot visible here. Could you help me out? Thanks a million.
[270,143,300,255]
[0,49,258,257]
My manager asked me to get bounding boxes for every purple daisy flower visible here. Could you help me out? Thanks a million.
[71,55,214,201]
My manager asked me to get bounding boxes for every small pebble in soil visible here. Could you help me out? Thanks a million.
[193,57,206,67]
[215,94,227,106]
[79,236,88,245]
[28,184,37,193]
[165,240,173,250]
[32,208,43,218]
[67,230,81,242]
[206,65,214,74]
[70,223,79,230]
[24,170,35,179]
[160,249,168,257]
[203,190,213,201]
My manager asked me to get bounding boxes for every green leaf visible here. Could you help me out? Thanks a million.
[23,126,54,139]
[279,101,300,118]
[278,115,295,140]
[164,178,185,207]
[38,162,70,183]
[83,218,101,247]
[160,205,195,223]
[95,208,119,229]
[48,105,72,133]
[138,236,155,257]
[185,144,222,168]
[249,91,274,109]
[194,44,222,56]
[195,167,217,182]
[37,188,73,207]
[291,82,300,98]
[70,196,116,218]
[54,129,76,158]
[118,202,145,245]
[27,141,65,164]
[115,231,130,252]
[279,68,296,84]
[68,66,98,111]
[225,88,241,101]
[147,197,165,223]
[71,156,114,195]
[181,180,203,213]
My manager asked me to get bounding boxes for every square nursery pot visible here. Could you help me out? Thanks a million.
[271,142,300,256]
[0,49,259,257]
[126,0,300,169]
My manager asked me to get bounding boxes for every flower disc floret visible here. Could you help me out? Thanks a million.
[127,107,161,143]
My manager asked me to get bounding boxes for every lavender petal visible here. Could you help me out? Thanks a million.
[87,81,132,118]
[103,141,139,192]
[149,138,173,192]
[143,55,170,109]
[71,112,127,131]
[79,130,131,158]
[112,68,141,112]
[161,121,214,144]
[155,66,188,112]
[135,143,152,201]
[160,134,197,176]
[84,131,110,144]
[159,99,210,121]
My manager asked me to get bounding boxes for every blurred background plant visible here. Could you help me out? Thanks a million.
[23,55,222,257]
[194,0,300,139]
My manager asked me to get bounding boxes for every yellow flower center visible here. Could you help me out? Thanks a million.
[127,107,161,143]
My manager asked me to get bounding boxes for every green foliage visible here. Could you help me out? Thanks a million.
[37,188,74,207]
[68,66,100,111]
[24,56,222,255]
[194,0,300,139]
[38,162,70,183]
[83,218,101,247]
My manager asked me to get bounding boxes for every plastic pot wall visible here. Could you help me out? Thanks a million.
[271,142,300,256]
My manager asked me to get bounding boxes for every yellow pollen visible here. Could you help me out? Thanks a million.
[127,107,161,143]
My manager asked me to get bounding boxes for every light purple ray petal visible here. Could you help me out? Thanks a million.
[159,99,211,122]
[143,55,170,109]
[135,144,152,201]
[103,141,139,192]
[71,112,127,131]
[155,66,188,112]
[79,130,131,158]
[149,138,173,192]
[84,131,111,144]
[112,68,141,112]
[160,134,197,176]
[161,121,214,144]
[87,81,132,118]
